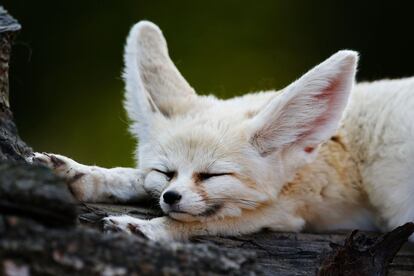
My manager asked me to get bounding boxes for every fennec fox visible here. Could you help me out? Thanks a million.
[30,21,414,241]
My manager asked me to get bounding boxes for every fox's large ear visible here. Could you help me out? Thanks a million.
[123,21,196,138]
[249,50,358,156]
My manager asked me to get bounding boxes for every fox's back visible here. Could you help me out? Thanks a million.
[343,77,414,159]
[341,77,414,230]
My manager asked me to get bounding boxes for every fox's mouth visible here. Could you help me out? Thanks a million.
[168,210,187,215]
[197,203,223,217]
[166,203,223,222]
[164,205,193,219]
[168,211,198,222]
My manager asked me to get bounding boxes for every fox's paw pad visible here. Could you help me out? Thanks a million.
[102,216,148,238]
[28,152,68,170]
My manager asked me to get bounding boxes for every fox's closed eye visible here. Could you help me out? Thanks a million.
[153,169,176,180]
[198,172,232,181]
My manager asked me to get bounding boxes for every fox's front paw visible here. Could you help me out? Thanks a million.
[103,216,170,241]
[28,152,74,174]
[27,152,87,200]
[102,215,143,235]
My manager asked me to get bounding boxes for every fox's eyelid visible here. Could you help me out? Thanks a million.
[199,172,232,181]
[153,169,175,180]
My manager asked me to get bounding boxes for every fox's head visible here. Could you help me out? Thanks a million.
[123,21,358,222]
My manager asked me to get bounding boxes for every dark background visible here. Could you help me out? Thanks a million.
[3,1,414,167]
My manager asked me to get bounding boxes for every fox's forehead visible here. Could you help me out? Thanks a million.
[141,119,248,172]
[139,92,277,170]
[185,91,279,123]
[202,92,277,118]
[163,126,241,161]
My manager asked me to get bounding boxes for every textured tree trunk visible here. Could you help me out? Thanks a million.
[0,6,413,276]
[0,7,31,161]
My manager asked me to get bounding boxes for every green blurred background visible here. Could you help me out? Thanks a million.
[3,1,414,168]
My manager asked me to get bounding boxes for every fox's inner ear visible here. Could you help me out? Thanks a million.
[123,21,196,132]
[249,50,358,156]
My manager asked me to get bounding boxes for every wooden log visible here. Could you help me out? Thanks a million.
[0,162,78,227]
[80,203,414,276]
[0,215,261,275]
[318,223,414,276]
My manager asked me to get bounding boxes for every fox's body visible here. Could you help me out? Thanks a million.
[337,78,414,231]
[31,21,414,241]
[278,77,414,232]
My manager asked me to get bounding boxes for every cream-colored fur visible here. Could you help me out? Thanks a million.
[30,21,414,242]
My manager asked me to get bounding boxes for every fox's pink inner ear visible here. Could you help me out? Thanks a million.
[295,77,347,145]
[249,50,358,156]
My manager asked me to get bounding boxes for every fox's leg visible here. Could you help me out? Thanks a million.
[28,152,149,203]
[102,206,305,241]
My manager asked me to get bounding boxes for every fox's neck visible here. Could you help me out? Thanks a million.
[279,133,374,231]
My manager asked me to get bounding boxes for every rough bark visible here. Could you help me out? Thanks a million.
[0,162,77,227]
[80,203,414,276]
[198,232,414,276]
[0,7,32,161]
[318,223,414,276]
[2,201,413,276]
[0,216,260,276]
[0,5,413,276]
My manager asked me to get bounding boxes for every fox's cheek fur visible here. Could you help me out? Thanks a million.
[186,176,245,220]
[162,174,271,222]
[203,175,270,215]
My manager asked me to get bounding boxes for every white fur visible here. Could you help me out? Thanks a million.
[343,78,414,231]
[35,21,414,242]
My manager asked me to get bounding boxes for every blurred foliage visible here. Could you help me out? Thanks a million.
[3,0,414,167]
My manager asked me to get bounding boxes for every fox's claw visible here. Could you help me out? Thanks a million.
[102,216,148,239]
[27,152,89,200]
[28,152,68,170]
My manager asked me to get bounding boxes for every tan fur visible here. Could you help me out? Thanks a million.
[232,174,259,190]
[280,134,373,231]
[67,179,86,201]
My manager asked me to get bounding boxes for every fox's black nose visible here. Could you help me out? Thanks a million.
[163,190,182,205]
